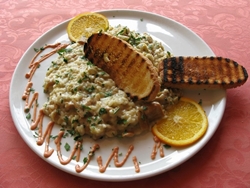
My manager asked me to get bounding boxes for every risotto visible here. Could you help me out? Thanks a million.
[42,25,180,140]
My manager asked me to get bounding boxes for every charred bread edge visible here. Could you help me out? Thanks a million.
[84,33,161,101]
[159,56,248,89]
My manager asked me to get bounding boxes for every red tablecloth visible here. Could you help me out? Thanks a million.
[1,1,250,187]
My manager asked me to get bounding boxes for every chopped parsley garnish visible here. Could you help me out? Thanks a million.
[78,73,89,83]
[167,51,172,57]
[87,61,93,66]
[117,118,127,125]
[63,57,68,63]
[74,135,83,141]
[56,109,60,114]
[66,48,72,53]
[34,47,45,52]
[33,132,38,138]
[50,135,58,139]
[113,107,120,114]
[34,48,39,52]
[67,129,75,136]
[77,78,83,84]
[64,142,70,151]
[85,85,95,93]
[81,105,91,110]
[87,117,92,123]
[51,61,57,67]
[198,99,203,105]
[98,71,106,76]
[83,157,88,164]
[117,27,126,35]
[73,87,78,92]
[88,151,95,156]
[71,119,79,124]
[128,34,145,46]
[104,91,112,97]
[99,108,107,115]
[26,113,31,120]
[63,132,69,138]
[29,88,35,93]
[163,144,171,149]
[57,48,72,55]
[57,49,66,55]
[64,116,69,124]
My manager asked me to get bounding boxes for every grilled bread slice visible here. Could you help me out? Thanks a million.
[84,33,160,101]
[159,56,248,89]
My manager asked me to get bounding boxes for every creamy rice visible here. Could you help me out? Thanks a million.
[106,25,170,67]
[42,25,180,140]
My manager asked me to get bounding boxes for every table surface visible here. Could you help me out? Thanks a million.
[1,0,250,187]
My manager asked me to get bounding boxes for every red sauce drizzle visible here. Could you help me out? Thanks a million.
[151,136,165,159]
[28,43,62,68]
[22,82,33,101]
[43,122,55,158]
[21,42,148,174]
[22,82,39,115]
[97,145,134,173]
[22,83,39,123]
[75,144,100,173]
[31,110,54,158]
[22,43,70,158]
[26,43,69,81]
[54,131,82,165]
[132,156,140,173]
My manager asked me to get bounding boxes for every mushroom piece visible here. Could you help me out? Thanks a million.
[143,102,164,123]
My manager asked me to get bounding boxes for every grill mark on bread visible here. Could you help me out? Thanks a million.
[159,56,248,89]
[84,33,160,101]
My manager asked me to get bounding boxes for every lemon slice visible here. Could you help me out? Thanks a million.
[67,12,109,42]
[152,97,208,147]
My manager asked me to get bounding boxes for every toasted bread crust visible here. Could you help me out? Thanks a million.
[84,33,160,101]
[159,56,248,89]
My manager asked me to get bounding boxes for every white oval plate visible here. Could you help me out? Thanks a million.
[9,10,226,181]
